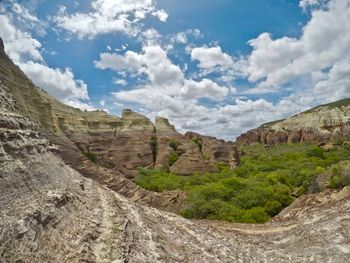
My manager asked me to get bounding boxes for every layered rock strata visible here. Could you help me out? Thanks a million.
[237,104,350,146]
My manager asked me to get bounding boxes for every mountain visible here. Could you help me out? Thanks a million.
[236,99,350,146]
[1,37,350,262]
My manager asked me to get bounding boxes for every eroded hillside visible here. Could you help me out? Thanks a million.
[236,100,350,146]
[0,37,350,262]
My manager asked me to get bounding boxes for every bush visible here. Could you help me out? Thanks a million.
[149,135,157,162]
[192,138,203,152]
[136,143,350,223]
[149,135,157,148]
[329,166,350,189]
[306,147,325,159]
[168,152,179,166]
[84,151,97,163]
[169,140,179,151]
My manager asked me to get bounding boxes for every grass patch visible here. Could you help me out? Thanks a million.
[136,143,350,223]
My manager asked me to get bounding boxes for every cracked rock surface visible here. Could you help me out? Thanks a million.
[0,38,350,262]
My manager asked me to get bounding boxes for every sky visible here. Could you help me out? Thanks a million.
[0,0,350,139]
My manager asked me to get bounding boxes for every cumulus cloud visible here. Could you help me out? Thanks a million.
[20,62,89,101]
[191,46,233,69]
[95,45,184,93]
[243,0,350,95]
[0,14,43,63]
[180,79,229,101]
[54,0,168,38]
[0,11,92,110]
[152,9,168,22]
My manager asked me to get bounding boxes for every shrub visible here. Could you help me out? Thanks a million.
[169,140,179,151]
[168,152,179,166]
[149,135,157,162]
[306,147,325,159]
[192,138,203,152]
[84,151,97,163]
[136,143,350,223]
[329,166,350,189]
[264,200,282,216]
[149,135,157,148]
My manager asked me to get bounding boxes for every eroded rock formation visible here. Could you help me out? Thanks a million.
[1,71,350,262]
[237,103,350,146]
[0,39,239,180]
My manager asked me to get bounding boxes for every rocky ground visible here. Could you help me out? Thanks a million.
[1,37,350,262]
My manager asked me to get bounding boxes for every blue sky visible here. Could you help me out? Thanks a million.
[1,0,350,139]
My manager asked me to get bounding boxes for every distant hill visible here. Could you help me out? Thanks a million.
[237,98,350,146]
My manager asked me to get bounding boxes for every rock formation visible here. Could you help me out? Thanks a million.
[0,39,239,179]
[0,37,4,52]
[237,101,350,146]
[1,76,350,262]
[1,37,350,262]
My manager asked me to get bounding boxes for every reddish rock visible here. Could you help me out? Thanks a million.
[236,128,265,146]
[288,130,302,144]
[301,130,330,144]
[266,131,289,146]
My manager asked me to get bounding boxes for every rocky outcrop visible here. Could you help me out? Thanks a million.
[0,37,4,53]
[1,78,350,262]
[153,118,240,174]
[237,103,350,146]
[186,132,240,168]
[1,37,350,263]
[0,42,239,179]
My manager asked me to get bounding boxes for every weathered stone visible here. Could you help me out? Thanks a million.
[0,37,4,52]
[287,130,302,144]
[1,39,350,263]
[236,102,350,146]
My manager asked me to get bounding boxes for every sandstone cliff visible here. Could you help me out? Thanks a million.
[0,42,239,177]
[2,62,350,263]
[1,37,350,262]
[236,100,350,146]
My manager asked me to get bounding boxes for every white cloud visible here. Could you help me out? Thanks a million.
[20,61,89,102]
[54,0,168,38]
[0,12,91,110]
[113,78,127,86]
[243,0,350,95]
[0,14,43,63]
[180,79,229,101]
[152,9,168,22]
[173,32,188,44]
[313,58,350,100]
[65,99,96,111]
[191,46,233,69]
[95,45,184,93]
[12,3,39,22]
[299,0,328,10]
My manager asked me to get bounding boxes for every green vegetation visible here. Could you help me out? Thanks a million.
[149,135,157,148]
[136,143,350,223]
[168,151,179,166]
[84,151,97,163]
[149,135,157,163]
[192,138,203,152]
[329,163,350,189]
[169,140,179,151]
